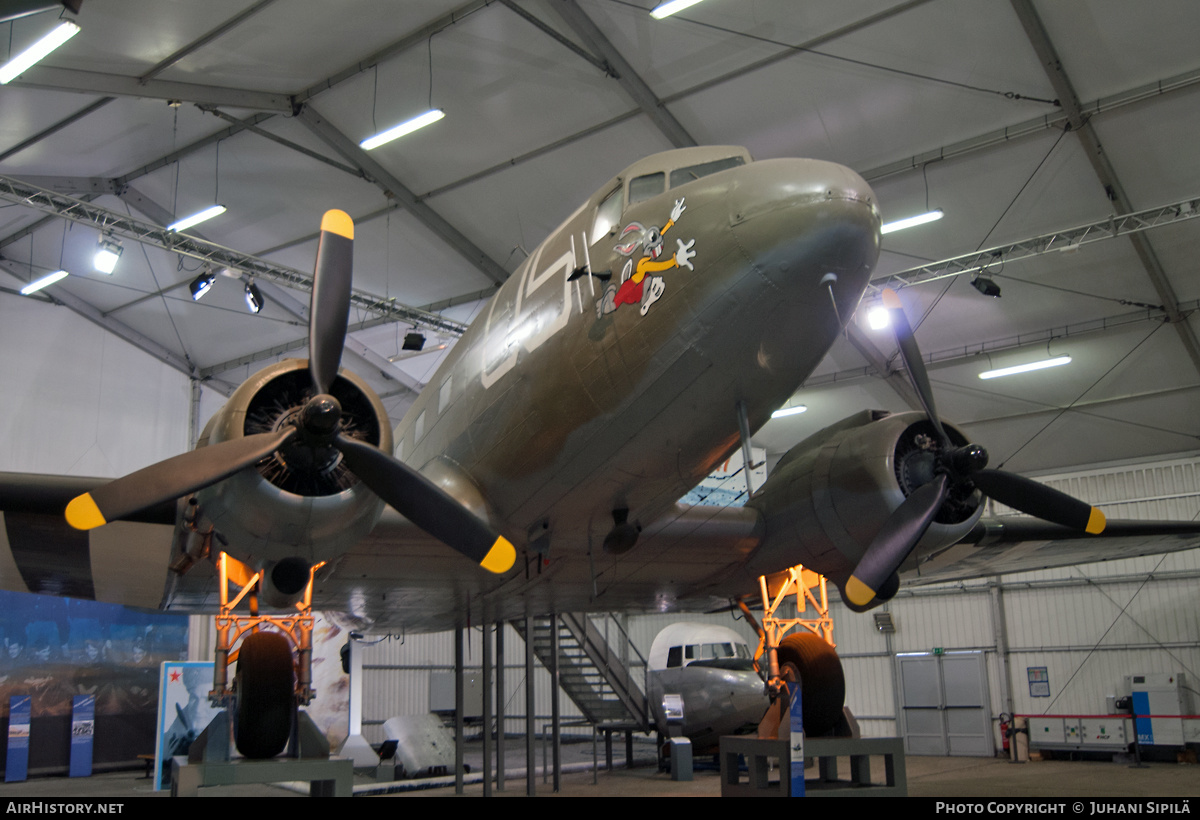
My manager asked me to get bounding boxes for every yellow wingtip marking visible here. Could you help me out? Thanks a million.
[845,575,875,607]
[65,494,106,531]
[881,288,902,310]
[480,536,515,574]
[1086,507,1106,535]
[321,209,354,240]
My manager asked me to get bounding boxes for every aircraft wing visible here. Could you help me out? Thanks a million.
[904,516,1200,585]
[3,471,1198,630]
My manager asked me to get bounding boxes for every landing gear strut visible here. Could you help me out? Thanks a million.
[739,564,849,739]
[206,552,324,760]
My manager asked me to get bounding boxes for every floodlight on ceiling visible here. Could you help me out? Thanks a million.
[360,109,444,151]
[979,356,1071,380]
[190,270,215,301]
[167,205,226,232]
[880,209,944,235]
[402,331,427,352]
[770,404,807,419]
[244,281,264,314]
[93,237,122,274]
[650,0,705,19]
[866,304,891,330]
[20,269,68,295]
[971,275,1001,298]
[0,18,80,85]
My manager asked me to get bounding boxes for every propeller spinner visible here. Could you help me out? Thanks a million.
[843,289,1105,608]
[65,210,515,576]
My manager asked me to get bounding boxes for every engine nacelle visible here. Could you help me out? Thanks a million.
[193,359,393,569]
[744,410,983,602]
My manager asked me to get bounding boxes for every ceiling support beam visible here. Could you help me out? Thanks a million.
[294,103,510,286]
[139,0,279,81]
[498,1,613,76]
[0,260,236,396]
[860,65,1200,183]
[873,194,1200,292]
[0,97,114,163]
[197,106,363,177]
[549,0,695,148]
[9,66,292,110]
[810,296,1200,390]
[0,175,468,336]
[1009,0,1200,381]
[843,322,924,410]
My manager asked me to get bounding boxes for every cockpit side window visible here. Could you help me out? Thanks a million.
[590,187,624,245]
[629,171,665,204]
[669,156,745,189]
[666,646,682,668]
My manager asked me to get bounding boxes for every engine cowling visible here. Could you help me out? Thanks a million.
[194,358,393,568]
[743,409,984,604]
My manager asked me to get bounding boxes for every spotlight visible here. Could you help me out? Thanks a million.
[402,331,426,351]
[867,304,891,330]
[244,281,264,314]
[971,275,1001,298]
[93,237,122,274]
[190,270,215,301]
[650,0,704,18]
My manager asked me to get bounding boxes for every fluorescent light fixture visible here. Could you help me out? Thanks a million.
[244,281,264,314]
[93,237,122,274]
[771,404,807,419]
[360,109,444,150]
[0,19,80,85]
[20,269,68,295]
[881,209,944,235]
[867,304,891,330]
[979,356,1071,380]
[651,0,704,18]
[167,205,226,232]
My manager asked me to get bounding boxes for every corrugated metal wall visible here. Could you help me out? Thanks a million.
[837,452,1200,747]
[353,453,1199,753]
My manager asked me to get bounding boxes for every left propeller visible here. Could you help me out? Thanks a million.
[842,288,1105,608]
[65,210,515,576]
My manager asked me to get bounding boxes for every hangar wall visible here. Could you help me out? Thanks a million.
[836,454,1200,748]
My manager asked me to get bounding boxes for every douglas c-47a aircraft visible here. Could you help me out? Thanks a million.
[2,146,1199,757]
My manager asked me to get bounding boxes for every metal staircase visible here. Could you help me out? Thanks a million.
[514,613,651,732]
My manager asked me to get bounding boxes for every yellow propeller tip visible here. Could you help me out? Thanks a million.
[881,288,902,310]
[844,576,876,607]
[1086,507,1106,535]
[480,536,516,574]
[321,209,354,240]
[65,493,106,531]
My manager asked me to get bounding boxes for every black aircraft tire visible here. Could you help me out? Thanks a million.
[776,632,845,738]
[234,630,295,759]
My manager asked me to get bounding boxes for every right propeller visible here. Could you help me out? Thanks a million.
[843,288,1105,608]
[66,210,515,576]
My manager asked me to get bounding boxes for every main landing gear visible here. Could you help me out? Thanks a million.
[739,564,850,740]
[196,552,328,761]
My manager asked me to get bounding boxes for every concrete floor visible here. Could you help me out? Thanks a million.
[0,741,1195,799]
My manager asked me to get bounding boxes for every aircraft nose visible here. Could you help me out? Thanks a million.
[727,158,881,300]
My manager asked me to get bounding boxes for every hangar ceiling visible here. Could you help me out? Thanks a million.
[1,0,1198,478]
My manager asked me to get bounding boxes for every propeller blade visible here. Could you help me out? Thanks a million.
[845,474,949,607]
[309,210,354,395]
[883,288,949,446]
[65,428,297,530]
[973,469,1106,533]
[333,435,515,574]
